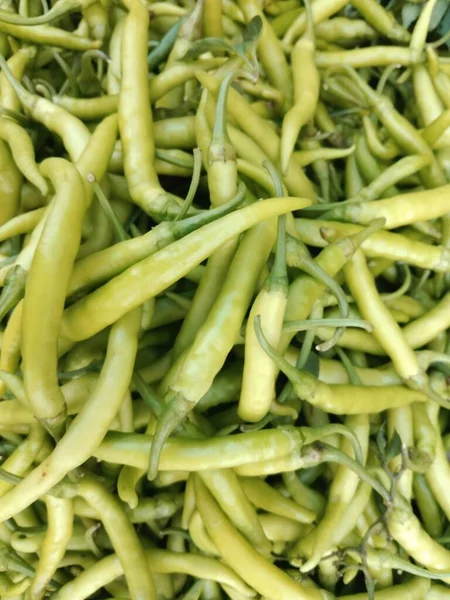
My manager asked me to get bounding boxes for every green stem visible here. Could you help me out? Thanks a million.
[94,182,129,242]
[335,348,362,386]
[58,361,103,381]
[283,318,373,334]
[303,0,314,42]
[175,147,202,222]
[0,370,27,405]
[313,442,391,502]
[173,181,247,236]
[302,424,363,464]
[382,264,411,301]
[155,149,194,169]
[132,372,164,418]
[0,266,27,321]
[263,160,287,282]
[286,235,350,350]
[0,468,23,485]
[278,302,322,405]
[210,70,236,159]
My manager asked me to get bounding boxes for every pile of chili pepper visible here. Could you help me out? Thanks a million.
[0,0,450,597]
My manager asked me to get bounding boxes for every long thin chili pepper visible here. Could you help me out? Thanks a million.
[28,496,73,600]
[59,196,310,345]
[149,215,279,478]
[22,158,87,439]
[239,163,288,423]
[280,0,319,172]
[0,308,141,521]
[344,249,448,407]
[254,317,429,414]
[118,0,182,220]
[194,475,332,600]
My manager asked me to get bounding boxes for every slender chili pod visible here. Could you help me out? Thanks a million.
[280,0,319,173]
[350,0,410,42]
[59,197,310,344]
[171,74,242,358]
[0,46,36,113]
[0,119,48,196]
[323,184,450,229]
[118,0,181,220]
[344,249,439,403]
[195,69,316,200]
[22,159,87,439]
[199,469,271,558]
[68,183,246,297]
[238,0,292,110]
[28,496,73,600]
[93,427,345,472]
[293,414,369,571]
[0,23,100,49]
[254,318,428,414]
[0,140,22,227]
[0,309,141,522]
[0,56,91,161]
[239,164,288,422]
[283,0,348,46]
[194,476,332,600]
[149,216,279,479]
[342,67,446,189]
[294,218,450,271]
[62,474,156,600]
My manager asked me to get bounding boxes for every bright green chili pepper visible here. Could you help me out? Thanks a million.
[0,308,141,522]
[194,475,333,600]
[59,196,309,345]
[0,140,22,228]
[283,0,348,46]
[22,158,88,439]
[28,496,73,600]
[350,0,410,42]
[238,0,292,110]
[254,318,429,414]
[239,164,288,423]
[280,0,319,173]
[60,474,156,600]
[67,183,246,298]
[294,218,450,272]
[342,67,446,189]
[118,0,182,220]
[149,215,279,478]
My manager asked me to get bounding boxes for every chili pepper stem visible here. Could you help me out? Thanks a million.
[0,265,26,321]
[148,392,192,480]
